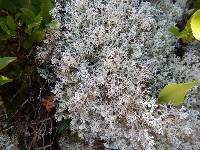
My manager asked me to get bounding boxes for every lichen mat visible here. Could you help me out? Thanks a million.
[37,0,200,149]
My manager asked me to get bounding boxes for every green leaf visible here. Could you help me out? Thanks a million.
[127,47,133,58]
[26,15,42,34]
[19,8,36,25]
[6,15,17,30]
[0,20,10,35]
[23,38,33,49]
[168,26,181,37]
[191,9,200,41]
[33,14,42,27]
[15,12,23,20]
[0,76,12,86]
[20,8,35,20]
[47,20,61,30]
[169,20,193,43]
[40,0,53,23]
[30,30,44,42]
[158,81,197,106]
[14,0,32,9]
[9,30,16,37]
[0,57,17,70]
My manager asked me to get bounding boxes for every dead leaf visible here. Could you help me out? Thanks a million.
[42,95,55,112]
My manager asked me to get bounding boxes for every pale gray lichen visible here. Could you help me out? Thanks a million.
[37,0,200,149]
[0,134,18,150]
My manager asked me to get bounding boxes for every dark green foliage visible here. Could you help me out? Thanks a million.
[0,0,54,86]
[58,118,72,134]
[6,15,17,30]
[192,0,200,9]
[40,0,53,24]
[30,30,45,42]
[0,0,54,118]
[0,0,53,50]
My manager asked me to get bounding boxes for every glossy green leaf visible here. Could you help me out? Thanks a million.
[191,9,200,41]
[6,15,17,30]
[47,20,61,30]
[0,76,12,86]
[158,81,197,106]
[40,0,53,23]
[30,30,44,42]
[0,57,17,70]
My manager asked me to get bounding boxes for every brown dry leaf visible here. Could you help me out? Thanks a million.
[42,96,55,112]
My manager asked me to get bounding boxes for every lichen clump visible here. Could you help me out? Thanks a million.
[0,134,18,150]
[37,0,200,149]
